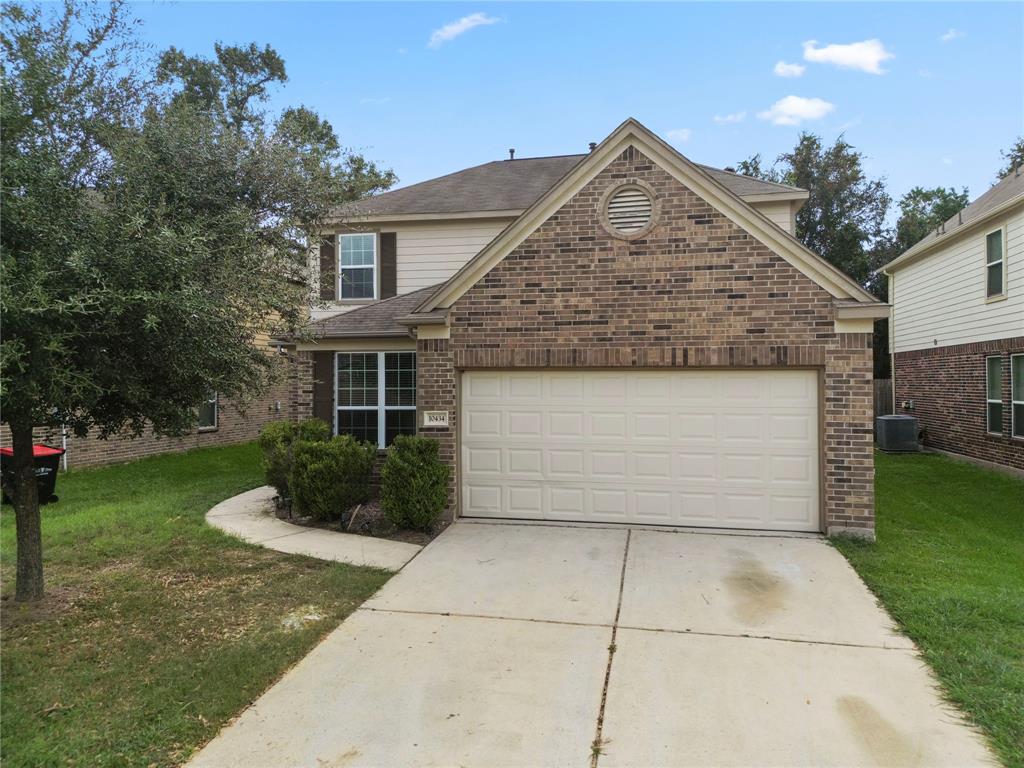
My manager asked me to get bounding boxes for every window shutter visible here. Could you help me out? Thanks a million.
[319,235,336,301]
[312,352,335,428]
[379,232,397,299]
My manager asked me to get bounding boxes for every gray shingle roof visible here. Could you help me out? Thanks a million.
[917,169,1024,249]
[338,155,805,219]
[309,285,439,338]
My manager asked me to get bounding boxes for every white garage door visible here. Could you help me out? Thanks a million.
[460,369,820,532]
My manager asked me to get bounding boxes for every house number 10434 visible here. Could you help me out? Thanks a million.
[422,411,449,428]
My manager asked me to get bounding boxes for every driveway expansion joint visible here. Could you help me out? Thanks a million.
[591,528,631,767]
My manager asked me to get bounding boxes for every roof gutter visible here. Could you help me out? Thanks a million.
[880,193,1024,274]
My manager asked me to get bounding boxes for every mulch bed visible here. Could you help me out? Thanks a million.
[273,497,435,547]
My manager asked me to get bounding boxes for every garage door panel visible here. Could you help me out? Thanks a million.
[461,370,819,532]
[507,448,543,476]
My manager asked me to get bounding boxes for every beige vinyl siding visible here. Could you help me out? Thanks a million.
[891,207,1024,353]
[395,219,511,294]
[750,200,795,235]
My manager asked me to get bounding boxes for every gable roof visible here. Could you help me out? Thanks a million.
[337,155,806,220]
[882,168,1024,273]
[308,285,438,338]
[411,118,877,314]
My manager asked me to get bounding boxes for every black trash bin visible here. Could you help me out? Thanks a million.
[0,445,66,505]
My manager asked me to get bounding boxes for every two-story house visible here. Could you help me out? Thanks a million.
[289,118,888,538]
[881,168,1024,471]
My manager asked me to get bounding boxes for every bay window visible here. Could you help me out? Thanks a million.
[336,352,416,448]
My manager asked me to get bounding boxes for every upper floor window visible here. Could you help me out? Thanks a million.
[986,356,1003,435]
[339,233,376,300]
[985,228,1005,299]
[198,391,218,430]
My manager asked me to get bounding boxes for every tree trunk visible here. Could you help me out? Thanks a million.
[10,421,44,602]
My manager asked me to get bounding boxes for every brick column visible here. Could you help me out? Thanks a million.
[416,338,457,523]
[823,332,876,538]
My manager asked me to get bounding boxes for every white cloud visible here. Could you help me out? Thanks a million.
[713,111,747,125]
[942,157,953,165]
[802,39,894,74]
[940,28,965,42]
[666,128,692,143]
[918,68,933,78]
[773,61,806,78]
[757,95,836,126]
[428,12,501,49]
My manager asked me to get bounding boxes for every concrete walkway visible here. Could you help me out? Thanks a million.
[191,522,995,768]
[205,486,421,571]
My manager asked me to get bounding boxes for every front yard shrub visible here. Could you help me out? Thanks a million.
[257,419,331,497]
[380,435,450,531]
[290,435,376,521]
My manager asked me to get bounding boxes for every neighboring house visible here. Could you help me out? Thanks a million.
[290,118,887,538]
[881,169,1024,471]
[0,383,292,469]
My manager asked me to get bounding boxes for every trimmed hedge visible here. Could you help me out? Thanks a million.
[380,435,450,531]
[290,435,376,522]
[257,419,331,498]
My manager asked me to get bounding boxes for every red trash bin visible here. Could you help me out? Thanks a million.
[0,444,66,505]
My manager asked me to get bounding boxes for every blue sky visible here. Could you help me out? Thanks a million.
[132,2,1023,209]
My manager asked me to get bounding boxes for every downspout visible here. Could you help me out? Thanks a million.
[886,270,896,414]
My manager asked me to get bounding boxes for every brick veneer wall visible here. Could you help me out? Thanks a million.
[1,360,295,470]
[424,145,876,536]
[894,337,1024,470]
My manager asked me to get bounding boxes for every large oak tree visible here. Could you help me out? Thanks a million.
[1,0,394,601]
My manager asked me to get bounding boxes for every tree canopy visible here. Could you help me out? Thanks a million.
[738,134,890,292]
[0,0,394,600]
[998,137,1024,180]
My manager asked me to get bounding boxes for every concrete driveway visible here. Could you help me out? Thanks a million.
[191,523,993,768]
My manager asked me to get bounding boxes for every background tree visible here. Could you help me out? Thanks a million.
[890,186,970,255]
[1,0,394,601]
[997,136,1024,180]
[739,133,891,292]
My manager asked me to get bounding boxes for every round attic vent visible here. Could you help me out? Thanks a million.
[606,186,654,235]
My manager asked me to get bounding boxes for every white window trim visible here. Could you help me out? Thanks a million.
[984,225,1007,302]
[985,355,1003,435]
[337,232,378,302]
[198,392,218,431]
[334,351,416,449]
[1012,353,1023,440]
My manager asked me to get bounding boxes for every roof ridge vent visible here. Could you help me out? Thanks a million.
[508,148,515,160]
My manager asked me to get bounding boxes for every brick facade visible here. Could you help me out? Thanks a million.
[426,146,875,536]
[894,337,1024,470]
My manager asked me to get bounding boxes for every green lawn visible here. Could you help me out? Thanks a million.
[0,442,391,768]
[834,451,1024,768]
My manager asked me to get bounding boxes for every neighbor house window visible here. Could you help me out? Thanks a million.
[336,352,416,448]
[1012,354,1024,439]
[986,356,1003,435]
[985,229,1005,298]
[339,233,376,300]
[198,392,218,430]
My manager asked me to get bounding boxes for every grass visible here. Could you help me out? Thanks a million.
[0,442,392,768]
[834,451,1024,768]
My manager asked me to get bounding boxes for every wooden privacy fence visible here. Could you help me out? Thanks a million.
[873,379,893,420]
